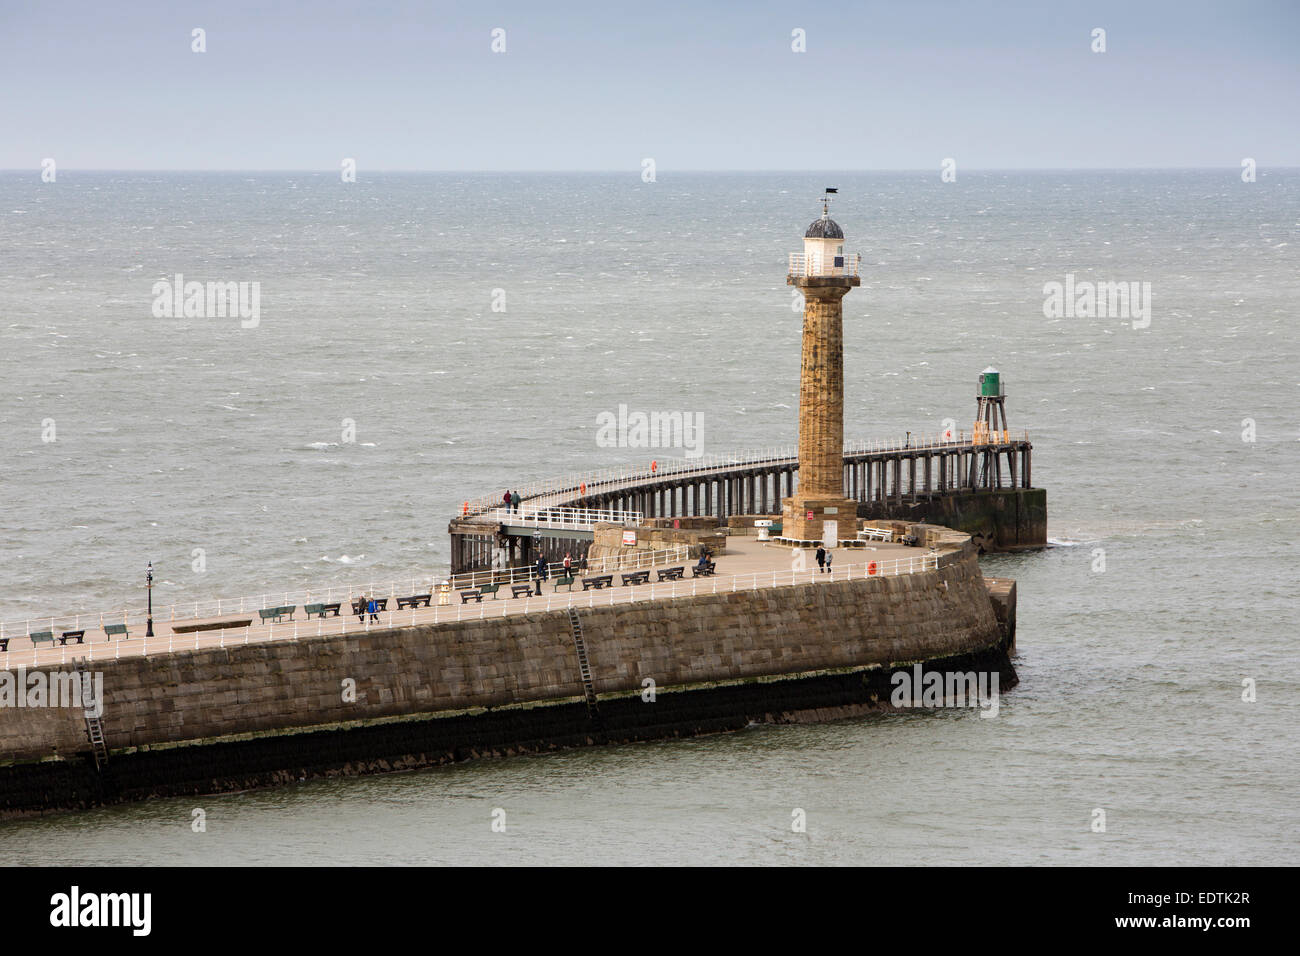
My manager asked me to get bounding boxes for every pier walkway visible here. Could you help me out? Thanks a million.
[3,538,929,670]
[450,430,1032,574]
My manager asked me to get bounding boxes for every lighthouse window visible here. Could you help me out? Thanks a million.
[837,245,843,254]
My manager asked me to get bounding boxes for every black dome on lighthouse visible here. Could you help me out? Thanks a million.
[805,217,844,239]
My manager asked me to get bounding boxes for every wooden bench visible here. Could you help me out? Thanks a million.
[553,575,576,592]
[691,562,716,577]
[478,583,501,600]
[621,570,651,586]
[0,637,9,652]
[31,631,56,648]
[459,589,484,604]
[510,584,535,599]
[657,566,685,581]
[104,623,130,639]
[59,630,86,645]
[304,603,342,619]
[396,594,432,610]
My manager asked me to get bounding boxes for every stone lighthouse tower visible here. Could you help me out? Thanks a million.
[782,191,861,544]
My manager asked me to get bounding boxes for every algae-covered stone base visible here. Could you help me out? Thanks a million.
[860,489,1047,552]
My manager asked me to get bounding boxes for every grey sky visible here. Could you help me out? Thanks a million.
[2,0,1297,170]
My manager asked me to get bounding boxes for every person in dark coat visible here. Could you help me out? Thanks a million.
[511,491,521,512]
[534,556,548,596]
[815,546,826,572]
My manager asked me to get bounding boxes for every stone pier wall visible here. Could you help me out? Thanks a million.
[0,542,1011,813]
[860,488,1047,552]
[1,546,1001,768]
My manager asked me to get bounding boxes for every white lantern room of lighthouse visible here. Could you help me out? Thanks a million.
[790,192,858,278]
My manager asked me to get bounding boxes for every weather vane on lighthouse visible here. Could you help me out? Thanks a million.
[781,188,860,545]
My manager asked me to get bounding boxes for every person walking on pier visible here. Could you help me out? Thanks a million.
[367,596,380,623]
[815,546,826,573]
[563,552,572,578]
[825,549,833,574]
[502,490,511,511]
[355,594,367,621]
[511,490,521,513]
[534,555,548,596]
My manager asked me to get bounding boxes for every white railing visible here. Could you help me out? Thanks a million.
[0,546,693,644]
[458,430,1030,517]
[485,507,643,529]
[788,251,861,278]
[0,551,943,668]
[452,546,690,589]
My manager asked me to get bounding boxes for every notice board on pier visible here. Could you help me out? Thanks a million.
[622,531,637,546]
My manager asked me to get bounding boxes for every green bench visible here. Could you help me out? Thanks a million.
[104,623,130,639]
[31,631,56,647]
[304,603,342,619]
[478,583,501,600]
[257,606,296,624]
[553,575,576,592]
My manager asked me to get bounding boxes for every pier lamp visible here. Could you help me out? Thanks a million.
[146,561,154,637]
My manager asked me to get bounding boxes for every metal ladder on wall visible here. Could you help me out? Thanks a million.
[566,608,601,724]
[72,657,108,771]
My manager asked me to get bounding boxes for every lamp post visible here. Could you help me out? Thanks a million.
[146,561,154,637]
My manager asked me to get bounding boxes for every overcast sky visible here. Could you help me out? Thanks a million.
[2,0,1297,170]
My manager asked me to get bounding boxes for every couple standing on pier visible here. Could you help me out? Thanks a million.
[815,546,834,573]
[502,490,521,512]
[354,594,381,622]
[531,553,574,595]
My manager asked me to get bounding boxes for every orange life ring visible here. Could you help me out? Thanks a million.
[462,501,468,515]
[651,460,658,473]
[580,482,586,495]
[867,561,878,576]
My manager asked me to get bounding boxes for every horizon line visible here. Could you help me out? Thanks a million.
[2,165,1295,175]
